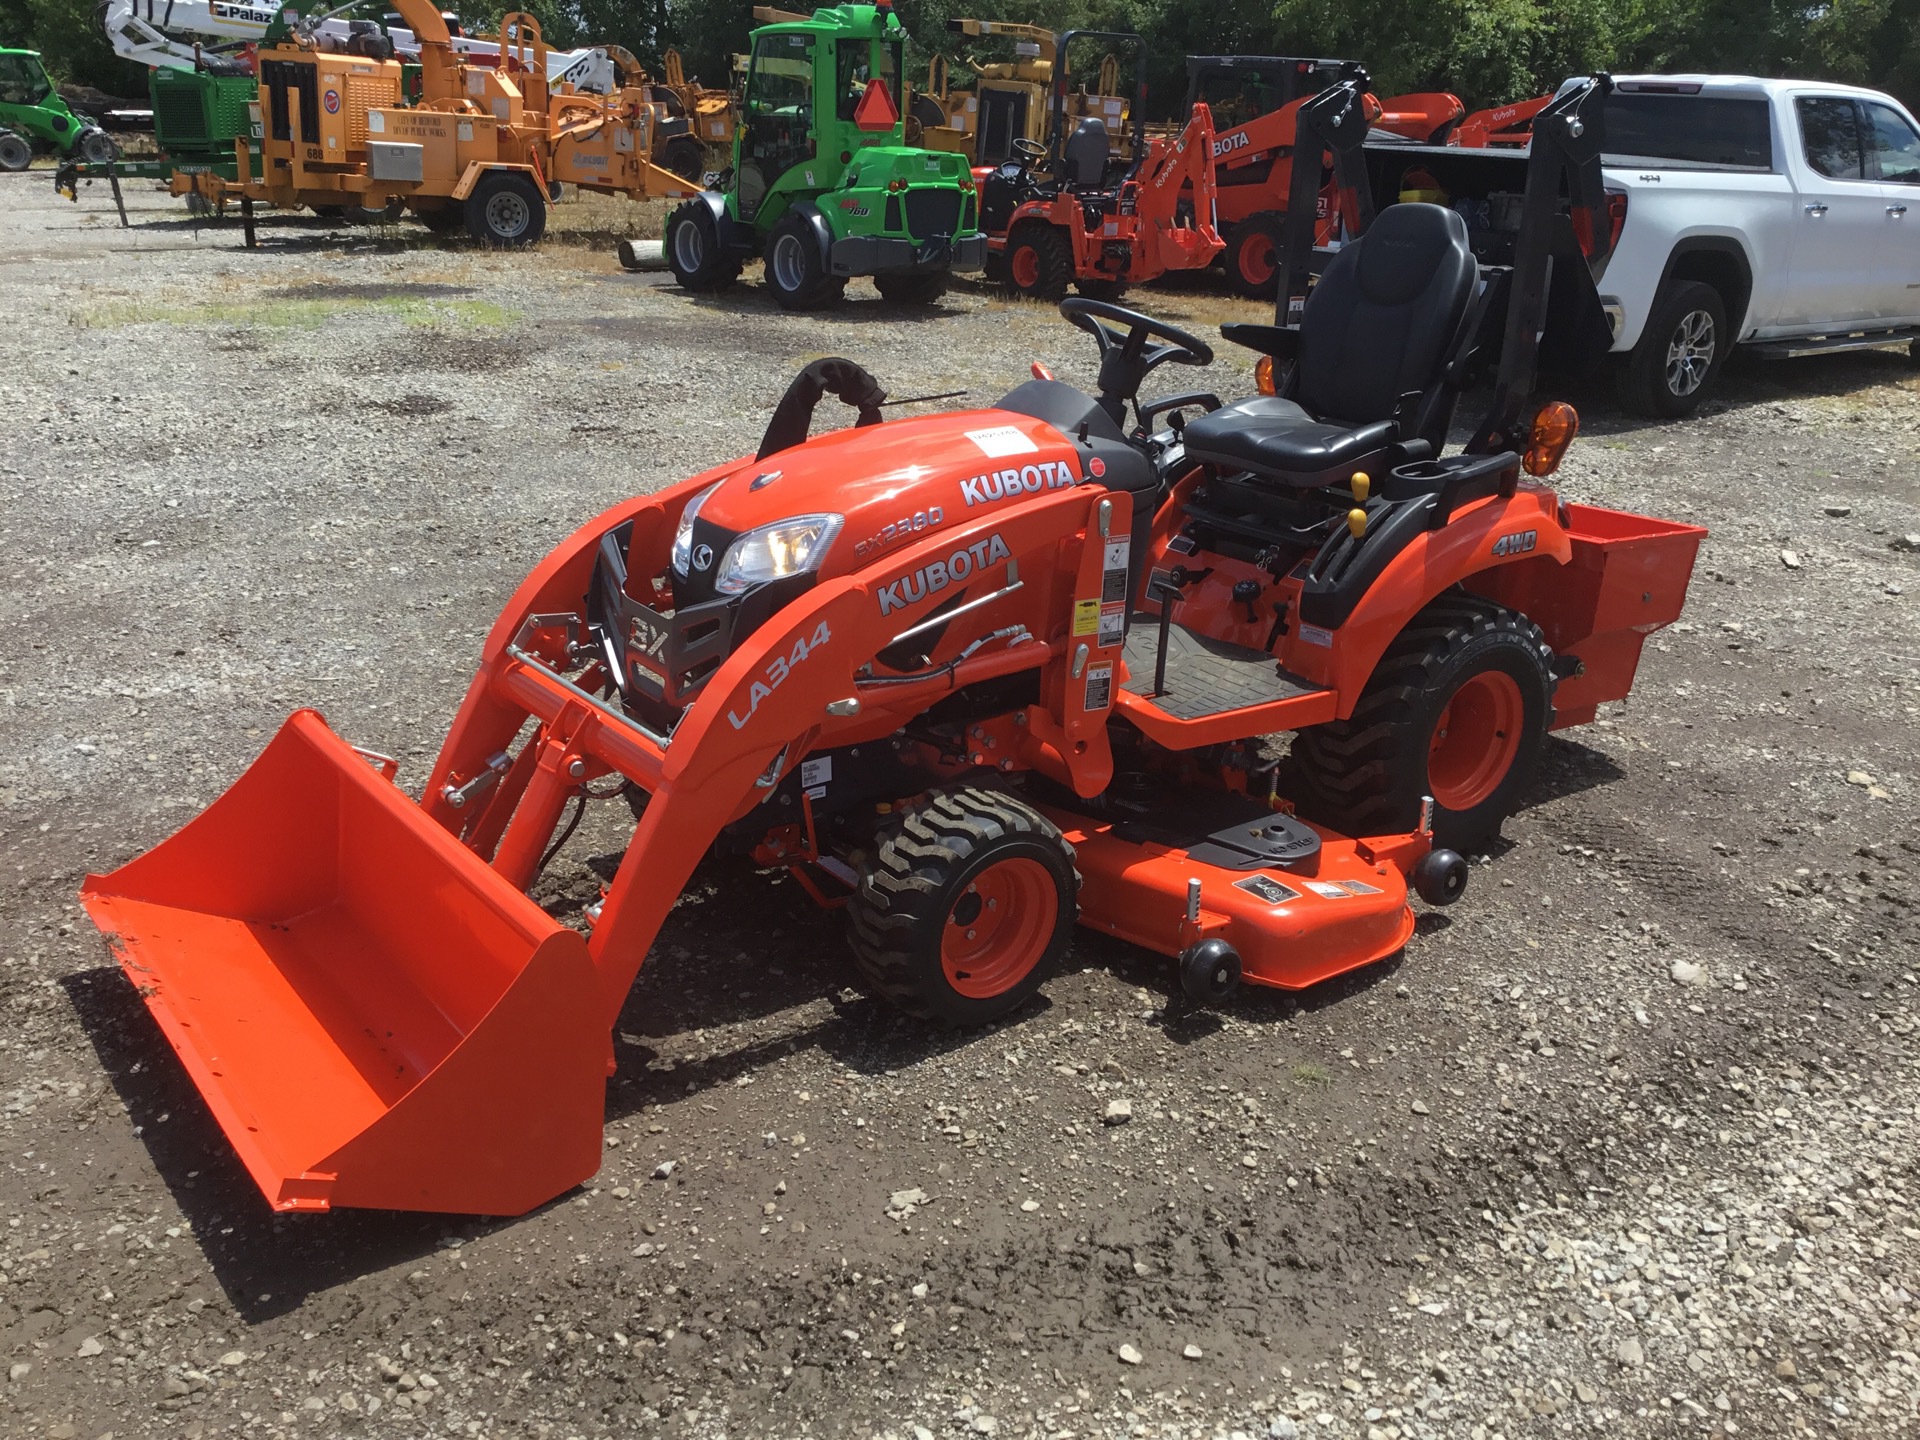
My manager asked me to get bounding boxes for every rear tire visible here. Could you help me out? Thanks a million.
[848,788,1077,1028]
[664,199,741,291]
[1003,221,1071,301]
[1293,595,1554,854]
[763,211,843,310]
[464,171,546,246]
[0,131,32,171]
[1617,279,1726,418]
[1223,212,1284,298]
[874,270,947,304]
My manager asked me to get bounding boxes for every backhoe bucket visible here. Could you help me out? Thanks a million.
[81,710,607,1215]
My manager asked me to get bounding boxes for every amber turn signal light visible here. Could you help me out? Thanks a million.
[1255,355,1276,395]
[1523,401,1580,477]
[1030,360,1055,381]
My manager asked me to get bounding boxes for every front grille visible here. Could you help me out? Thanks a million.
[904,188,963,240]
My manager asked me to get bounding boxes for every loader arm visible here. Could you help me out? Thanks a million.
[1129,102,1222,273]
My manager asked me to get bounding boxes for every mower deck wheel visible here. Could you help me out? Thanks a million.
[849,787,1078,1028]
[1412,848,1470,906]
[1293,594,1553,854]
[1224,212,1284,298]
[1178,938,1242,1007]
[763,212,844,310]
[1004,221,1072,301]
[875,270,947,305]
[0,130,32,171]
[664,200,741,291]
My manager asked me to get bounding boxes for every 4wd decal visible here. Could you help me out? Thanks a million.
[728,621,832,731]
[877,534,1012,617]
[1492,529,1538,558]
[961,460,1076,506]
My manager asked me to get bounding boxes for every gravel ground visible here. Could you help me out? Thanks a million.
[2,174,1917,1440]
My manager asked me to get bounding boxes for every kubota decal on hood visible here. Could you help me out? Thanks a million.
[960,460,1077,507]
[877,534,1012,617]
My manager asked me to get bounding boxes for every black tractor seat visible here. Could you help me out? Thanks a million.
[1182,202,1482,488]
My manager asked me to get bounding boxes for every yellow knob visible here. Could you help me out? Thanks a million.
[1351,471,1371,502]
[1347,508,1368,539]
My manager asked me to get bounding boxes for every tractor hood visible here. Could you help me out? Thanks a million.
[674,407,1086,604]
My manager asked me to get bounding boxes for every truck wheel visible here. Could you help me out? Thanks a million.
[848,788,1078,1028]
[77,128,118,166]
[874,271,947,304]
[664,200,740,291]
[1293,595,1554,854]
[662,135,705,183]
[464,172,547,246]
[1004,222,1071,301]
[0,131,31,171]
[763,212,843,310]
[1223,213,1284,298]
[1618,280,1726,418]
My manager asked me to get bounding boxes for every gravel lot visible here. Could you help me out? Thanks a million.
[2,174,1917,1440]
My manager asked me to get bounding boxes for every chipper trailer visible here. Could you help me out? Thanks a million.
[81,74,1703,1219]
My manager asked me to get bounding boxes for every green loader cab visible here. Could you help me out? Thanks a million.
[664,2,985,308]
[0,47,117,170]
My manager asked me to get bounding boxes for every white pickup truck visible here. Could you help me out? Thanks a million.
[1366,75,1920,417]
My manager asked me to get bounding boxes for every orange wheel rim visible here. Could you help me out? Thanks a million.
[1239,231,1276,286]
[941,857,1056,999]
[1010,245,1041,289]
[1427,671,1524,811]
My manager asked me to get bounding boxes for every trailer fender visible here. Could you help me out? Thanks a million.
[1303,489,1572,714]
[452,161,544,203]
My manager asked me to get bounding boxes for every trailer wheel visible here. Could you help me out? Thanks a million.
[763,212,843,310]
[464,172,547,246]
[1223,212,1284,298]
[1004,222,1071,301]
[1617,279,1726,418]
[0,131,32,171]
[664,200,740,291]
[849,788,1078,1028]
[874,270,947,304]
[76,128,118,167]
[1294,595,1553,854]
[662,135,705,183]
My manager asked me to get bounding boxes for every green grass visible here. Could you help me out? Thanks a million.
[75,294,518,330]
[1291,1062,1333,1091]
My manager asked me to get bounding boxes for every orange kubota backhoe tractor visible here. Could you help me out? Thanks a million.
[83,75,1702,1221]
[979,29,1220,303]
[1185,57,1467,297]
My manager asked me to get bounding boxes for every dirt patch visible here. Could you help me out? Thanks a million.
[273,281,478,302]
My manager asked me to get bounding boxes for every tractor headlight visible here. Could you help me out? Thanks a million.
[670,482,722,575]
[714,514,843,595]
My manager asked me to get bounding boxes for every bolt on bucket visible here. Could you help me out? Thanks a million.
[81,710,608,1215]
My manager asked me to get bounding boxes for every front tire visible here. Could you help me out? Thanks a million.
[1294,595,1554,854]
[849,788,1078,1028]
[664,199,741,291]
[464,171,546,246]
[763,212,843,310]
[77,128,118,166]
[0,131,32,171]
[874,270,947,304]
[1003,221,1071,301]
[1223,212,1284,298]
[1618,279,1726,418]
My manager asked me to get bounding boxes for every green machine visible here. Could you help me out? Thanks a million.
[0,47,118,169]
[664,2,984,308]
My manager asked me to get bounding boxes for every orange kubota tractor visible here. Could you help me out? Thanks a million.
[82,75,1702,1221]
[1450,92,1555,149]
[980,29,1220,302]
[1186,57,1467,297]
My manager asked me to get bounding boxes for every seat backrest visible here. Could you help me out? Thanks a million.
[1294,202,1477,430]
[1062,117,1110,187]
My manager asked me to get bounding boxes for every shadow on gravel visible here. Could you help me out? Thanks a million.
[61,966,516,1323]
[615,279,976,326]
[1521,734,1627,817]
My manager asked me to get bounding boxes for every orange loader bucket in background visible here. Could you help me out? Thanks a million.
[80,710,607,1215]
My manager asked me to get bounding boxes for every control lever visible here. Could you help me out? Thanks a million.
[1147,565,1211,698]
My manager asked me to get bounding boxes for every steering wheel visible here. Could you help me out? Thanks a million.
[1011,136,1048,162]
[1058,297,1214,425]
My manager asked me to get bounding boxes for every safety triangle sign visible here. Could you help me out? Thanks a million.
[853,76,899,131]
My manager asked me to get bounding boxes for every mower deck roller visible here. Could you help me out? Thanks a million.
[80,711,607,1214]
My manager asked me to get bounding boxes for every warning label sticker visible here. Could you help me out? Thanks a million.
[1305,880,1351,899]
[1097,604,1127,648]
[1072,598,1100,636]
[1340,879,1383,896]
[1234,875,1301,906]
[1102,537,1131,605]
[964,425,1040,459]
[1084,662,1113,712]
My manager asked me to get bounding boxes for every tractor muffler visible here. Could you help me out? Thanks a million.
[80,710,608,1215]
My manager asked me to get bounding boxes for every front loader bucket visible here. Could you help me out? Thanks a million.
[81,710,607,1215]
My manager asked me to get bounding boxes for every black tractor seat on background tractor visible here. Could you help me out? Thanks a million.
[1061,117,1112,189]
[1181,203,1484,488]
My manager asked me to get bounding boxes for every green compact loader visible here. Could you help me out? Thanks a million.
[0,47,117,169]
[663,2,984,308]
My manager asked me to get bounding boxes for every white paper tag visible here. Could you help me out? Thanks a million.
[964,425,1039,459]
[799,756,832,789]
